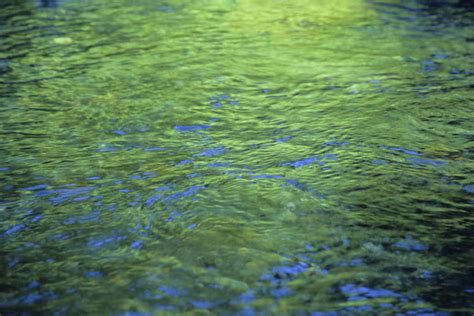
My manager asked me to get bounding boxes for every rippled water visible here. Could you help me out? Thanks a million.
[1,0,473,314]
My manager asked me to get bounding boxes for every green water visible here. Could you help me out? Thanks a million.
[1,0,473,314]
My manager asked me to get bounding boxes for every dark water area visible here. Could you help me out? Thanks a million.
[1,0,473,314]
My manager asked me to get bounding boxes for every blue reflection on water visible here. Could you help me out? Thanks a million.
[27,280,40,289]
[84,271,103,278]
[85,176,101,181]
[393,236,429,251]
[87,235,127,248]
[324,141,349,147]
[271,287,292,298]
[162,186,206,202]
[143,147,166,151]
[206,162,230,167]
[145,194,162,206]
[97,147,122,152]
[175,125,211,132]
[340,284,400,298]
[283,157,318,168]
[4,224,26,236]
[31,215,43,223]
[276,135,292,142]
[272,262,309,277]
[194,147,227,157]
[386,147,421,156]
[407,158,447,166]
[176,159,193,166]
[155,186,170,192]
[372,159,388,165]
[20,184,48,191]
[463,185,474,193]
[234,291,255,304]
[157,286,184,297]
[157,6,174,13]
[130,240,144,249]
[190,300,216,309]
[36,186,96,197]
[251,175,283,179]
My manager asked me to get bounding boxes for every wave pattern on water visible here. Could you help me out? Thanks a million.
[0,0,473,314]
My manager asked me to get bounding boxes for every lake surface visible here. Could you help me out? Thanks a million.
[1,0,473,314]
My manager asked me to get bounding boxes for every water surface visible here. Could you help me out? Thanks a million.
[1,0,473,314]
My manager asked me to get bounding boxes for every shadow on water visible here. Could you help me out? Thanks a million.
[421,0,474,9]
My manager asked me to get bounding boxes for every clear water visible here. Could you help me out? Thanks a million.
[1,0,473,314]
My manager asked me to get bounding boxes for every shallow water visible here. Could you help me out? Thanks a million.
[1,0,473,314]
